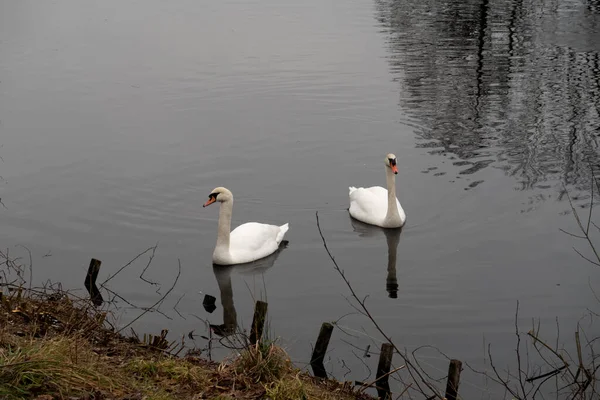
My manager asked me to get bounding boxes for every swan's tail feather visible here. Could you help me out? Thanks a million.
[349,186,358,196]
[276,223,289,244]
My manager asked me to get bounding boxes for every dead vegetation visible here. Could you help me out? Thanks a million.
[0,274,376,400]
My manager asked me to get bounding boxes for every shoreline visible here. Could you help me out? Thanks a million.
[0,283,377,400]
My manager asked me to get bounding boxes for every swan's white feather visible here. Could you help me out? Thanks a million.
[216,222,289,265]
[348,186,405,228]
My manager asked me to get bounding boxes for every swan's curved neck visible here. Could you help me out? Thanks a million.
[385,167,400,221]
[216,199,233,251]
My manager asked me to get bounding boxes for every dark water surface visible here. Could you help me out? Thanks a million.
[1,0,600,397]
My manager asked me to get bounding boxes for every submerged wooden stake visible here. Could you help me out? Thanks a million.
[310,322,334,378]
[376,343,393,400]
[84,258,103,306]
[249,300,268,345]
[444,359,462,400]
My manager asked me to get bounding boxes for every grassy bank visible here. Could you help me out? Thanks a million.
[0,287,375,400]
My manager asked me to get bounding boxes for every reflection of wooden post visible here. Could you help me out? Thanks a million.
[444,359,462,400]
[376,343,393,399]
[84,258,103,306]
[249,301,268,345]
[310,322,334,378]
[311,323,333,378]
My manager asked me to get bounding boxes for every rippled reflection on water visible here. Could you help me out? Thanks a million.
[375,0,600,195]
[1,0,600,397]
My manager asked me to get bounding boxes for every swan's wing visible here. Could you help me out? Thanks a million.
[364,186,388,198]
[348,186,389,224]
[230,222,286,253]
[349,186,388,210]
[349,185,405,227]
[367,187,403,217]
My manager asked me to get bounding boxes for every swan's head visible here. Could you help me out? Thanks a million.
[385,153,398,174]
[203,187,233,207]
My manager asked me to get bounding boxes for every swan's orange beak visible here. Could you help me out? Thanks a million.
[391,164,398,174]
[203,197,216,207]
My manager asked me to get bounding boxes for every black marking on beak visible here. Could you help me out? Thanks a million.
[203,192,218,207]
[389,158,398,174]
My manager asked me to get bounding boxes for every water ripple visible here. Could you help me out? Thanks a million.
[375,0,600,197]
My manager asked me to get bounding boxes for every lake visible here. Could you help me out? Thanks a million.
[1,0,600,397]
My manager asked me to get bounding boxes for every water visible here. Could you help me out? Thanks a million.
[1,0,599,397]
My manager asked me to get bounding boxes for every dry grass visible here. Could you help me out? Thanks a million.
[0,334,125,399]
[0,286,376,400]
[126,357,210,394]
[233,341,293,383]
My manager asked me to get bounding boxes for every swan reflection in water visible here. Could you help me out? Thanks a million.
[210,240,288,337]
[348,215,402,298]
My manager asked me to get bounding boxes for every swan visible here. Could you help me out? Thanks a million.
[203,187,289,265]
[348,153,406,228]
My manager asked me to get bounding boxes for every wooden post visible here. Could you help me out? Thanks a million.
[249,300,268,345]
[376,343,394,400]
[444,359,462,400]
[310,322,334,378]
[84,258,103,306]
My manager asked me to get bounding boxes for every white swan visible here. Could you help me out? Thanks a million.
[348,153,406,228]
[203,187,289,265]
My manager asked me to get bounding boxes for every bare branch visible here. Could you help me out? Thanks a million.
[15,244,33,292]
[587,166,595,235]
[488,343,520,399]
[559,229,587,239]
[357,365,406,393]
[563,185,600,266]
[315,211,443,399]
[100,245,158,288]
[515,301,528,398]
[139,243,159,287]
[527,365,568,383]
[573,247,600,267]
[116,259,181,334]
[173,293,186,320]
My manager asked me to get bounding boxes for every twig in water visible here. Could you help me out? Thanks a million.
[139,242,159,287]
[357,365,406,394]
[352,349,373,381]
[562,185,600,266]
[15,244,33,293]
[173,293,186,319]
[100,245,158,288]
[340,338,382,357]
[487,343,520,399]
[411,345,451,383]
[526,365,568,383]
[315,211,443,399]
[395,382,413,399]
[526,330,572,375]
[515,301,528,398]
[101,286,171,319]
[116,259,181,334]
[339,359,352,378]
